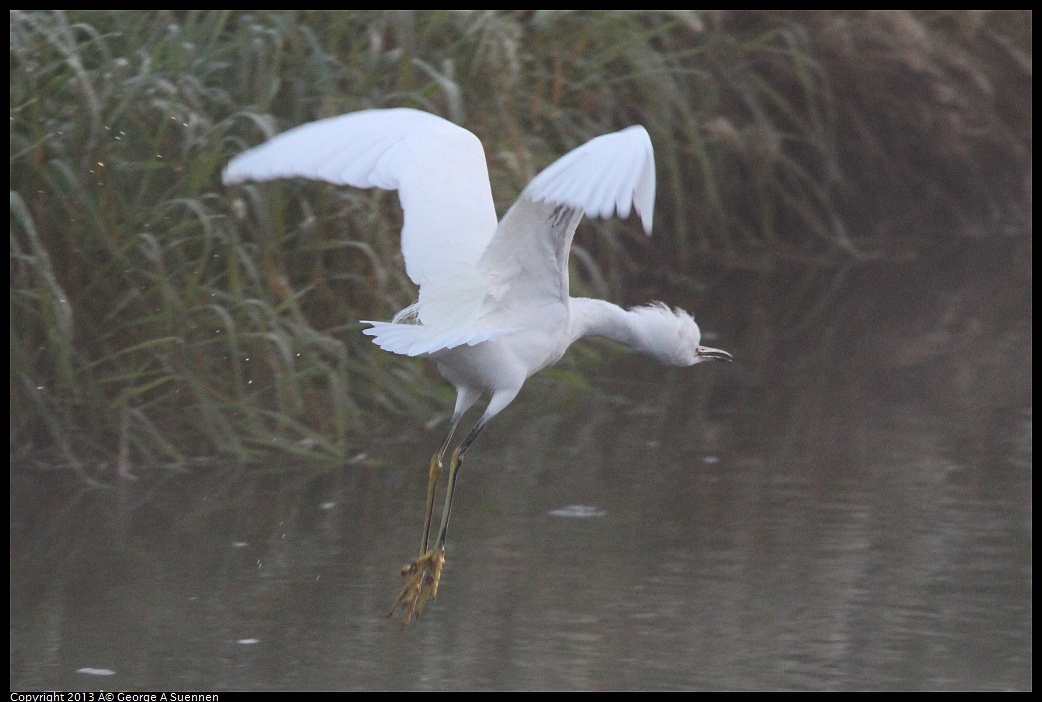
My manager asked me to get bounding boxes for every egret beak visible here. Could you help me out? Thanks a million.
[695,346,733,362]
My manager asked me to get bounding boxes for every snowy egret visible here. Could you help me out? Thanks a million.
[223,108,732,623]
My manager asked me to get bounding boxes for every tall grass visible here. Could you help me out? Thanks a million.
[10,11,1031,474]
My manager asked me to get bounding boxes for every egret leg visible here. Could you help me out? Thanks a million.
[389,419,456,625]
[389,388,479,624]
[419,418,460,556]
[388,416,488,624]
[433,418,486,550]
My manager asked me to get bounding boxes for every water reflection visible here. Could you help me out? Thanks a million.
[10,254,1031,690]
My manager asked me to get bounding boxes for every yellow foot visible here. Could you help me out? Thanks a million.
[388,547,445,624]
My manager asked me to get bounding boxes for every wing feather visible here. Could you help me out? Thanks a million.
[476,124,657,330]
[520,125,655,233]
[224,112,658,358]
[224,108,499,291]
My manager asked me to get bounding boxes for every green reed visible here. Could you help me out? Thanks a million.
[10,11,1029,473]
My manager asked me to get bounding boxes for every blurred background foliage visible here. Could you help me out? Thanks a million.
[10,10,1032,476]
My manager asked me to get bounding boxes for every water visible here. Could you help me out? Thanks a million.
[10,251,1031,690]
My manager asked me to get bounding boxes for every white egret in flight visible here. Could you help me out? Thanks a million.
[223,108,732,623]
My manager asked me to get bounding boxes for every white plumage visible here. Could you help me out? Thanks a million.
[223,108,731,623]
[225,109,659,358]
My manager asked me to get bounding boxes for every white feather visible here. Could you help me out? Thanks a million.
[225,109,659,357]
[521,125,655,233]
[225,110,730,608]
[224,108,499,298]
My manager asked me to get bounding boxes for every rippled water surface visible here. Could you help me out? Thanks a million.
[11,253,1031,690]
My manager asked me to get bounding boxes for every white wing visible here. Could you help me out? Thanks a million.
[521,125,655,235]
[224,112,657,358]
[223,108,499,294]
[476,125,657,330]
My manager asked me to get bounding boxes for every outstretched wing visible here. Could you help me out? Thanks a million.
[521,125,655,234]
[224,114,657,358]
[223,108,499,294]
[477,125,656,329]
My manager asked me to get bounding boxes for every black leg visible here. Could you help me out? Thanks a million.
[434,416,487,550]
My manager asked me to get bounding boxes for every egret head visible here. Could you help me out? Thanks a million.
[630,303,734,367]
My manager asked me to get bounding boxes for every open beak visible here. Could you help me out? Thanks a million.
[695,345,733,362]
